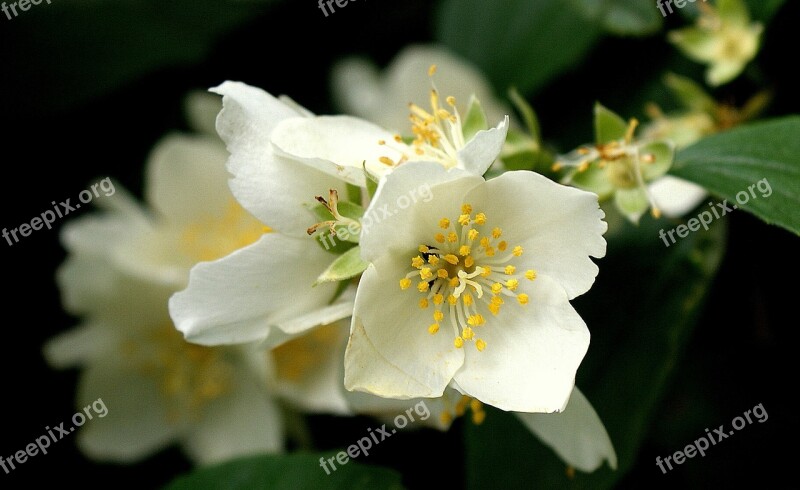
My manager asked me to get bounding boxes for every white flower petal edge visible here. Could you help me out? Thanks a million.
[270,115,396,186]
[452,274,589,412]
[458,116,509,176]
[515,387,618,473]
[211,81,347,238]
[169,233,341,346]
[649,175,707,218]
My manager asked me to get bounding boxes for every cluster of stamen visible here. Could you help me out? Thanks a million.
[399,204,536,351]
[377,65,466,170]
[439,394,487,426]
[554,118,662,218]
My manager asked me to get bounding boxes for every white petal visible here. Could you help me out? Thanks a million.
[76,358,184,462]
[330,58,383,120]
[345,260,464,399]
[453,274,590,413]
[457,116,509,175]
[183,365,284,465]
[145,134,231,225]
[184,90,223,137]
[514,387,618,472]
[43,324,118,369]
[271,321,351,415]
[211,82,344,237]
[649,175,707,218]
[270,115,396,186]
[270,286,355,343]
[170,233,339,346]
[476,171,607,299]
[359,162,483,263]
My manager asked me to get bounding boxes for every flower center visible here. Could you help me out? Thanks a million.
[377,65,466,170]
[122,324,233,422]
[398,203,536,351]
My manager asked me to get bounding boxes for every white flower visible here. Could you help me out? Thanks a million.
[44,128,283,464]
[344,162,607,413]
[331,44,512,134]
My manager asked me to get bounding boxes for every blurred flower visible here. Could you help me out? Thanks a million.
[345,162,606,413]
[45,94,348,464]
[642,73,771,216]
[331,44,512,134]
[557,104,675,224]
[668,0,762,86]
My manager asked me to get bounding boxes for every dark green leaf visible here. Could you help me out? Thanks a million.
[670,117,800,235]
[571,0,664,36]
[164,452,405,490]
[436,0,601,95]
[315,246,368,285]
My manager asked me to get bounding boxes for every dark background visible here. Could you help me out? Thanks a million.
[1,0,798,488]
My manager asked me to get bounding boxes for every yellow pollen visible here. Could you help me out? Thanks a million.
[461,204,472,214]
[440,411,453,425]
[428,255,440,265]
[446,95,456,106]
[488,303,500,315]
[444,254,459,265]
[463,294,473,306]
[394,135,403,143]
[433,294,444,305]
[454,337,464,348]
[485,247,496,257]
[513,246,524,256]
[419,245,430,253]
[420,268,433,280]
[492,227,502,238]
[428,323,440,334]
[399,278,411,290]
[506,279,519,291]
[419,298,429,309]
[380,156,394,166]
[449,277,459,288]
[417,281,429,292]
[411,256,424,268]
[438,269,449,279]
[475,339,487,352]
[578,161,590,172]
[505,265,516,275]
[518,294,529,305]
[447,232,458,243]
[525,270,537,280]
[491,296,504,306]
[439,218,450,229]
[481,266,492,277]
[448,294,458,306]
[458,214,471,226]
[472,409,486,424]
[459,245,471,256]
[433,310,444,322]
[551,162,564,172]
[462,327,474,340]
[428,64,437,76]
[467,229,479,241]
[378,139,386,145]
[498,241,508,251]
[475,213,487,225]
[464,256,475,268]
[491,283,503,295]
[435,233,445,243]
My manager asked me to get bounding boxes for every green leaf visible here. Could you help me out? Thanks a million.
[462,95,489,140]
[508,88,541,144]
[571,0,664,36]
[465,213,727,489]
[594,103,629,144]
[1,0,275,116]
[315,246,368,285]
[436,0,602,95]
[164,453,405,490]
[664,73,717,114]
[670,117,800,235]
